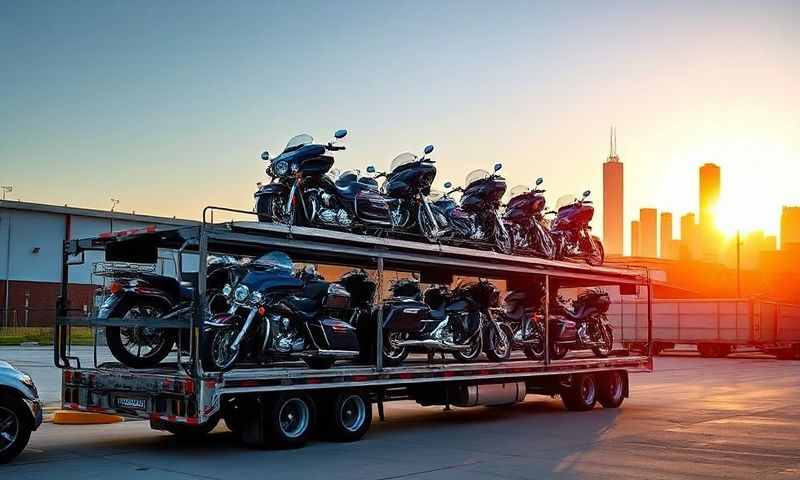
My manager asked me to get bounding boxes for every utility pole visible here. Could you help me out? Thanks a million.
[110,198,120,232]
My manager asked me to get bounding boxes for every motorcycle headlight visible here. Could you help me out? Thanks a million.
[234,285,250,303]
[222,284,233,297]
[273,160,289,177]
[250,291,264,305]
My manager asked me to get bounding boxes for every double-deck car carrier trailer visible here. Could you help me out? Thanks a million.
[55,206,653,448]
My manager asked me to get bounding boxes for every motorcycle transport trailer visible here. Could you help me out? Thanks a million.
[54,206,653,448]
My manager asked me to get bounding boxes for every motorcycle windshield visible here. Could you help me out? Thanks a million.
[428,189,445,201]
[389,152,418,172]
[509,185,530,198]
[465,169,490,187]
[283,133,314,152]
[252,251,293,274]
[555,194,578,210]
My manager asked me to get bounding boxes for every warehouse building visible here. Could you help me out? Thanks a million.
[0,200,194,327]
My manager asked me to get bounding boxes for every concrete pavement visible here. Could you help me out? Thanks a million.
[1,354,798,479]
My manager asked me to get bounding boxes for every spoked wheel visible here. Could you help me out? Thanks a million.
[0,394,31,464]
[493,220,514,255]
[550,341,569,360]
[452,330,484,362]
[264,393,315,449]
[417,205,441,243]
[256,193,290,224]
[586,235,605,266]
[383,331,410,367]
[591,324,614,358]
[323,391,372,442]
[106,302,175,368]
[523,323,546,360]
[201,328,240,372]
[560,373,598,411]
[485,325,511,362]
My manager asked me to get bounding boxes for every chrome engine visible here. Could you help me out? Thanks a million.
[269,315,306,353]
[313,192,353,226]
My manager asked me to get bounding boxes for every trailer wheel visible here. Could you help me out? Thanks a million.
[323,391,372,442]
[597,371,626,408]
[560,374,597,411]
[265,393,315,449]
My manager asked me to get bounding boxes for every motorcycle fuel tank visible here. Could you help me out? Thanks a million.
[554,204,594,230]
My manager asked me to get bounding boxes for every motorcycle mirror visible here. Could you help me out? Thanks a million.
[261,151,270,161]
[334,129,348,139]
[424,145,434,155]
[494,163,503,172]
[366,165,376,173]
[536,177,544,185]
[444,181,453,189]
[583,190,591,198]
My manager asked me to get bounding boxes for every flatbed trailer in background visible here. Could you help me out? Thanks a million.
[609,298,800,359]
[54,206,653,448]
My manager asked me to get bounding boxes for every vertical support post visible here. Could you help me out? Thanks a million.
[195,228,208,377]
[54,240,70,368]
[375,256,384,372]
[544,274,550,366]
[646,272,653,358]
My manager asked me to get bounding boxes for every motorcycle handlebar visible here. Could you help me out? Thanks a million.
[327,144,346,151]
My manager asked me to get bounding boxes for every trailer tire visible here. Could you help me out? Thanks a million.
[597,371,626,408]
[322,391,372,442]
[560,374,597,411]
[264,393,315,449]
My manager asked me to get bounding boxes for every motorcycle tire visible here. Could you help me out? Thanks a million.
[106,300,176,369]
[200,328,240,372]
[416,204,440,242]
[586,235,605,266]
[256,194,288,224]
[382,331,410,367]
[452,332,483,362]
[493,220,514,255]
[485,325,511,362]
[523,324,546,360]
[549,342,569,360]
[591,324,614,358]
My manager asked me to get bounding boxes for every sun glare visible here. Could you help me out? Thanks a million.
[713,197,768,237]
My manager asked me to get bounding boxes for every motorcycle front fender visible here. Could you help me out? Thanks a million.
[254,182,290,198]
[205,312,239,328]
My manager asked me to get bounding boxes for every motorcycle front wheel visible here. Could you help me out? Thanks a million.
[416,205,440,242]
[485,324,511,362]
[200,328,240,372]
[452,331,483,362]
[382,331,410,367]
[523,323,546,360]
[106,302,175,369]
[256,193,289,224]
[493,219,513,255]
[591,324,614,358]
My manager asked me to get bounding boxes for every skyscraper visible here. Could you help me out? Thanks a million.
[640,208,658,257]
[660,212,673,259]
[781,206,800,249]
[631,220,641,257]
[699,163,721,261]
[680,213,698,260]
[603,126,624,256]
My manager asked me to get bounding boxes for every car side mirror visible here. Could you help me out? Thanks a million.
[366,165,376,173]
[424,145,434,155]
[261,151,270,161]
[583,190,591,198]
[494,163,503,172]
[536,177,544,185]
[444,182,452,189]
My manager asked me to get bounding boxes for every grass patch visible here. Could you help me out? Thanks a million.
[0,327,94,346]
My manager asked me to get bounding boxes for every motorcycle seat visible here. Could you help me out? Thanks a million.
[283,296,321,319]
[429,307,446,321]
[564,304,597,321]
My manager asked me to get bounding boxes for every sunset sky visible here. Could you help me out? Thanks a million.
[2,1,798,253]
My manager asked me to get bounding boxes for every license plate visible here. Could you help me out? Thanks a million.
[116,397,146,410]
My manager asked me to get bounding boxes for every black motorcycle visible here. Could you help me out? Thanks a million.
[548,289,614,359]
[503,177,555,259]
[547,191,604,265]
[200,252,360,371]
[254,130,393,231]
[370,279,511,365]
[365,145,439,236]
[425,164,513,254]
[97,256,243,368]
[495,289,547,360]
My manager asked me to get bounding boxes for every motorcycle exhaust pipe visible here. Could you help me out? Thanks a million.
[396,339,473,351]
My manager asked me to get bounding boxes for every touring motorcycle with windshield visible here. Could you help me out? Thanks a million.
[97,256,244,368]
[423,164,513,254]
[546,190,604,265]
[503,177,555,259]
[201,252,360,371]
[365,279,511,365]
[254,130,392,231]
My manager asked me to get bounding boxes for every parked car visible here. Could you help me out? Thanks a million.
[0,360,42,464]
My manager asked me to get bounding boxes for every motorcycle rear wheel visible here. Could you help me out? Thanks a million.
[106,301,175,369]
[591,324,614,357]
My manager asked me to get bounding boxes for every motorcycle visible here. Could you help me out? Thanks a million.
[424,164,513,254]
[548,289,614,359]
[495,289,547,360]
[503,177,555,259]
[97,256,244,368]
[200,252,360,371]
[547,190,605,265]
[254,130,394,232]
[370,279,511,366]
[364,145,438,237]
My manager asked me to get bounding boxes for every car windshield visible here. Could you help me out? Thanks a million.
[465,169,490,187]
[555,194,578,210]
[252,251,293,274]
[509,185,530,198]
[284,133,313,152]
[390,152,418,172]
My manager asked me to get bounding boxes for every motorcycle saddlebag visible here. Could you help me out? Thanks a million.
[355,190,391,224]
[323,283,352,310]
[382,299,430,332]
[318,318,360,351]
